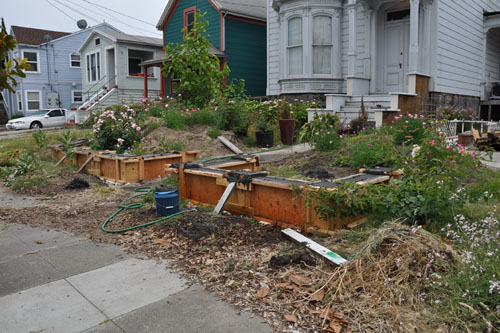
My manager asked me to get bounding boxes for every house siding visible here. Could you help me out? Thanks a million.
[435,0,500,98]
[163,0,221,49]
[225,18,266,96]
[80,34,115,95]
[267,0,280,95]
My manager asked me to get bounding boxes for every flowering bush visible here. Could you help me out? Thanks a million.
[298,112,339,143]
[383,113,430,145]
[311,129,341,152]
[436,106,476,121]
[344,134,398,169]
[90,105,143,153]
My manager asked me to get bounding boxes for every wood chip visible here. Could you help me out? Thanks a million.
[329,320,342,333]
[290,273,311,286]
[284,314,298,323]
[256,287,269,299]
[154,238,171,246]
[310,288,325,302]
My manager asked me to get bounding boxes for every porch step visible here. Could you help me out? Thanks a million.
[350,94,392,103]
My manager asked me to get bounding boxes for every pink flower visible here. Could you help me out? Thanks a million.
[446,146,452,150]
[329,140,333,144]
[367,144,372,146]
[131,123,137,129]
[136,126,141,131]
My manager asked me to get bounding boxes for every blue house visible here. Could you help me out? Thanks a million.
[1,23,120,120]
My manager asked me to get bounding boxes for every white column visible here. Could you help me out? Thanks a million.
[347,0,357,77]
[422,1,432,74]
[409,0,421,73]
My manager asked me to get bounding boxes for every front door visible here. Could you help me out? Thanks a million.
[383,11,410,92]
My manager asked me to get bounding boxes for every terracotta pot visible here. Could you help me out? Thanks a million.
[279,119,295,145]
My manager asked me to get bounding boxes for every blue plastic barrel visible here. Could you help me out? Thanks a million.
[154,189,179,217]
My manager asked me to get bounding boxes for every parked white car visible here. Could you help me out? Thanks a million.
[6,109,67,130]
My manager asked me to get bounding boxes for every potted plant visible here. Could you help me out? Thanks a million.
[278,98,295,145]
[255,120,274,148]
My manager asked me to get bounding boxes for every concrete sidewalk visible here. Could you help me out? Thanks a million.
[0,222,271,333]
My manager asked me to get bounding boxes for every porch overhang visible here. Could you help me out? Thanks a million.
[485,12,500,31]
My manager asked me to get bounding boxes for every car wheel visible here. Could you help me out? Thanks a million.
[30,122,42,129]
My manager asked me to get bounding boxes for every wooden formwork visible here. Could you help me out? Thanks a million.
[177,166,400,231]
[48,145,201,183]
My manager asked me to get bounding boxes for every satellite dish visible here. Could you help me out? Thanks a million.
[43,34,52,43]
[77,19,88,30]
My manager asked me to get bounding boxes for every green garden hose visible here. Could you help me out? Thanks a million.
[102,186,185,233]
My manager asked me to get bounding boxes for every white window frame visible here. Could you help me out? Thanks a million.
[69,53,81,68]
[127,48,156,78]
[287,16,303,76]
[16,91,23,111]
[25,90,42,111]
[72,90,83,103]
[22,50,40,73]
[86,51,101,83]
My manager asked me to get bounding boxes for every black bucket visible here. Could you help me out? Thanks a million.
[256,131,274,148]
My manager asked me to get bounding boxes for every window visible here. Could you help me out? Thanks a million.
[129,58,142,76]
[86,52,101,83]
[184,7,196,34]
[16,91,23,111]
[95,38,100,45]
[22,50,39,72]
[26,91,41,111]
[312,15,333,74]
[48,109,64,117]
[128,49,155,77]
[72,91,82,103]
[287,17,303,75]
[70,53,81,68]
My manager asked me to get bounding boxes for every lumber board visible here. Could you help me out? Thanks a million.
[216,177,253,191]
[281,228,347,266]
[55,155,67,166]
[76,156,93,173]
[214,182,237,214]
[217,136,243,154]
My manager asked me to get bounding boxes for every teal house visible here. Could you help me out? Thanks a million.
[155,0,267,97]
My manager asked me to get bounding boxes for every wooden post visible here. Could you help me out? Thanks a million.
[144,65,149,98]
[178,164,186,200]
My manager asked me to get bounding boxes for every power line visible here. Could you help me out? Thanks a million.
[45,0,77,22]
[52,0,101,24]
[62,0,160,36]
[81,0,156,27]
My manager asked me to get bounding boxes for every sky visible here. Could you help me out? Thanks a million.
[2,0,166,37]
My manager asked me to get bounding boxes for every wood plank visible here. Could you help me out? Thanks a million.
[215,177,253,191]
[55,155,67,166]
[76,156,93,173]
[281,228,347,266]
[214,182,237,214]
[217,136,243,154]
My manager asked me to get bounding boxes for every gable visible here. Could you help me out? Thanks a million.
[162,0,222,49]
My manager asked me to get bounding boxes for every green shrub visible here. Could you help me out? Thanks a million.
[148,106,164,118]
[345,134,398,169]
[90,106,144,153]
[243,136,257,147]
[32,130,48,152]
[189,106,217,126]
[299,112,339,143]
[312,130,341,152]
[207,127,221,138]
[215,98,258,135]
[382,113,430,145]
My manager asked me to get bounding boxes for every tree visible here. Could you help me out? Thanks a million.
[0,18,30,92]
[162,12,233,107]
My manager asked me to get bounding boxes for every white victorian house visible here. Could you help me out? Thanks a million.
[267,0,500,123]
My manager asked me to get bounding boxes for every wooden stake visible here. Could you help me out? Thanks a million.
[76,156,93,173]
[218,136,243,154]
[55,154,67,166]
[214,182,236,214]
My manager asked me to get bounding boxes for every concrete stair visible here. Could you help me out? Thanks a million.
[324,94,392,125]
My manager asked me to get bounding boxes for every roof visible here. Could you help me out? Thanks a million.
[156,0,266,29]
[139,44,225,67]
[10,26,70,45]
[103,31,163,47]
[78,30,163,52]
[217,0,266,20]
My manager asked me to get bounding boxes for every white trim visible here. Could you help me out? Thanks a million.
[71,90,83,103]
[25,90,42,111]
[22,49,40,73]
[69,53,81,68]
[16,91,23,112]
[85,50,102,83]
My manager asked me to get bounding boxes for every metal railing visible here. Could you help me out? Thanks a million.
[82,75,117,103]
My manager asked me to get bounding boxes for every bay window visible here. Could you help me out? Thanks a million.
[313,15,333,74]
[287,17,303,75]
